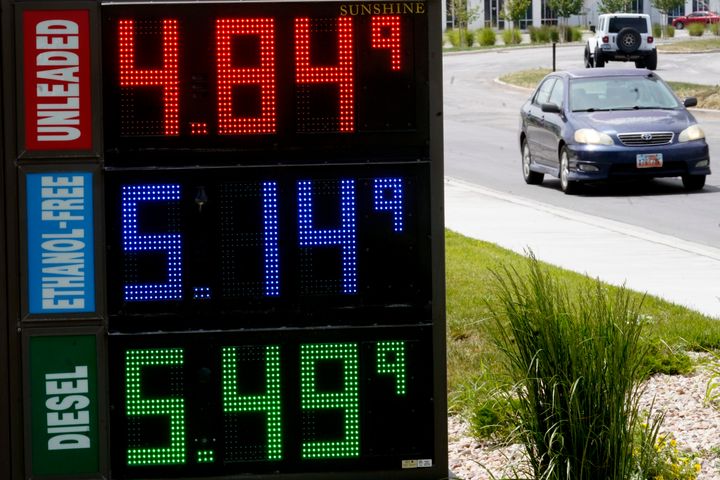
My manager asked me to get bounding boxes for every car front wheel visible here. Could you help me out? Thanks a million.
[559,147,580,194]
[675,21,684,29]
[682,174,706,191]
[584,45,594,68]
[522,140,544,185]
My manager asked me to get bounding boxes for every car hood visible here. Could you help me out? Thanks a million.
[570,109,696,134]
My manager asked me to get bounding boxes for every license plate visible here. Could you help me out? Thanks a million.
[636,153,663,168]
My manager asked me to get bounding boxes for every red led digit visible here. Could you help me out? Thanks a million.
[295,17,354,133]
[216,18,277,135]
[371,16,402,71]
[118,19,180,136]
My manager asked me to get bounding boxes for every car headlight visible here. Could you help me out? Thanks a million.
[679,124,705,142]
[574,128,613,145]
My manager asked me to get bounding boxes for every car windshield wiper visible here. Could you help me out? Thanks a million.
[572,108,612,112]
[614,106,673,111]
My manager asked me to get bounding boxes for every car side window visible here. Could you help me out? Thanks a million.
[548,80,564,108]
[533,78,555,106]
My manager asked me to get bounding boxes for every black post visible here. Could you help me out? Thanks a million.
[553,42,557,71]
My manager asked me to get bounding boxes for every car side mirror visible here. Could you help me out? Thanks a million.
[590,25,596,33]
[541,103,562,113]
[684,97,698,108]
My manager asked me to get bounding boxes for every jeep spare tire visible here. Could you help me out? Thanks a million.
[617,27,641,53]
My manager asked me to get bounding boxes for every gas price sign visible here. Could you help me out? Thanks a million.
[6,0,445,479]
[101,1,429,162]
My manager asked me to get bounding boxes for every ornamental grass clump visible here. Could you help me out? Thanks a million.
[488,254,656,480]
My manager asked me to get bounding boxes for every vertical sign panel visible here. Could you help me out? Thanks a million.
[26,172,95,314]
[22,9,92,152]
[27,334,100,476]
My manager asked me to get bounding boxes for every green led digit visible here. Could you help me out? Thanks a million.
[377,341,407,395]
[300,343,360,459]
[125,348,186,466]
[222,345,282,460]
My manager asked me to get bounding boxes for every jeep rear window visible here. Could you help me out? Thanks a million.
[608,17,648,33]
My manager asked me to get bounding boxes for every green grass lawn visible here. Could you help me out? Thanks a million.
[658,37,720,52]
[446,229,720,421]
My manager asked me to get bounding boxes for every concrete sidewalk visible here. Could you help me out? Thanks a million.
[444,177,720,319]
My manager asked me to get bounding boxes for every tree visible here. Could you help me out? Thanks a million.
[450,0,480,46]
[547,0,584,40]
[652,0,684,35]
[502,0,532,27]
[597,0,633,13]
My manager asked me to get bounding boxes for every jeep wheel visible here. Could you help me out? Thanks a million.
[675,21,684,29]
[645,49,657,70]
[584,45,594,68]
[594,48,605,68]
[617,27,641,53]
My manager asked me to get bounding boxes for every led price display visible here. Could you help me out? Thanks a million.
[104,165,431,329]
[102,2,429,160]
[100,2,443,479]
[109,328,434,478]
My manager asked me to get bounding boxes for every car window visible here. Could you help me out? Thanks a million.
[548,80,564,107]
[608,17,648,33]
[533,78,555,106]
[569,76,681,112]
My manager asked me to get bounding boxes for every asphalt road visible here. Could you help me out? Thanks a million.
[443,43,720,249]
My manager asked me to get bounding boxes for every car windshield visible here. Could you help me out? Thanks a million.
[569,76,681,112]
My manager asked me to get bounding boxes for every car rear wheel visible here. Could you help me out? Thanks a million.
[594,48,605,68]
[559,147,580,195]
[675,21,684,29]
[682,174,706,191]
[522,140,544,185]
[645,49,657,70]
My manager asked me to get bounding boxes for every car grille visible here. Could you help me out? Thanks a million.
[617,132,674,146]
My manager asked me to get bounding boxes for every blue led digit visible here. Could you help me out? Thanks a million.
[262,181,280,297]
[122,184,183,301]
[297,180,357,294]
[373,178,404,233]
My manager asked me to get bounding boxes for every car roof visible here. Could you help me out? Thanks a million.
[598,13,649,17]
[546,69,657,81]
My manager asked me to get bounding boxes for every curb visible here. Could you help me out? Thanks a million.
[444,176,720,262]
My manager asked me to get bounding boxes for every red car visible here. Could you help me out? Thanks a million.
[672,11,720,29]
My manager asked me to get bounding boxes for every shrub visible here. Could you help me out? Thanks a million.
[487,254,661,480]
[549,25,560,42]
[502,28,522,45]
[653,24,676,38]
[558,25,582,42]
[653,23,662,37]
[529,25,557,43]
[571,26,583,41]
[688,22,705,36]
[446,28,461,47]
[634,425,701,480]
[477,27,497,46]
[528,26,539,42]
[469,395,519,440]
[464,29,475,47]
[711,23,719,35]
